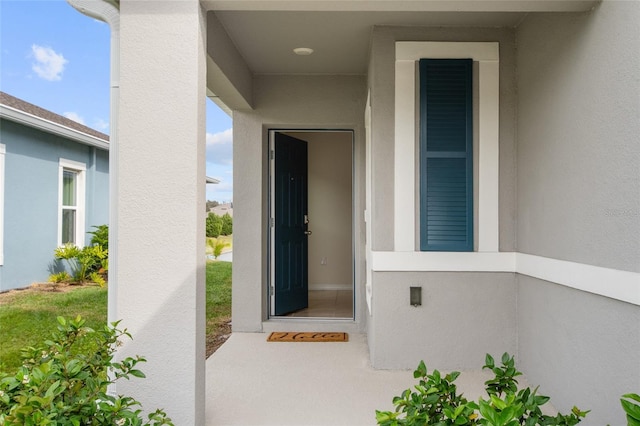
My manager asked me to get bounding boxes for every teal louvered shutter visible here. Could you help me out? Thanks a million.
[419,59,473,251]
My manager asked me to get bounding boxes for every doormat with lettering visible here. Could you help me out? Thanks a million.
[267,332,349,342]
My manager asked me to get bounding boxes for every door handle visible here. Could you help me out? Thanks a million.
[304,230,313,235]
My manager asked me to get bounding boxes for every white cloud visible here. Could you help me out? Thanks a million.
[206,128,233,166]
[63,112,85,125]
[31,44,67,81]
[94,118,109,131]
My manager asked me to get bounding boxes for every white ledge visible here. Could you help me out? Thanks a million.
[371,251,640,306]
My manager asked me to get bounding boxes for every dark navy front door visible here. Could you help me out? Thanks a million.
[274,133,309,315]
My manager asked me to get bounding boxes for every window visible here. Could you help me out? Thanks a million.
[58,159,86,246]
[419,59,473,251]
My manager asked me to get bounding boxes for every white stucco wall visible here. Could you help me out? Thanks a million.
[115,1,206,423]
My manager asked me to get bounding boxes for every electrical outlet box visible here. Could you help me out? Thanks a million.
[410,286,422,307]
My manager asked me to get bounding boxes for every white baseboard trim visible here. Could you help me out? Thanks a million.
[309,283,352,291]
[370,251,640,306]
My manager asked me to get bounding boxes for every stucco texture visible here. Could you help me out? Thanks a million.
[370,271,517,370]
[367,26,518,252]
[516,1,640,272]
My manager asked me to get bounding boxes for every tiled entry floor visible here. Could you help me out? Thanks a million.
[285,290,353,318]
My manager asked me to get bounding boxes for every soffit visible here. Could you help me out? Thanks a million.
[212,10,527,75]
[203,1,598,75]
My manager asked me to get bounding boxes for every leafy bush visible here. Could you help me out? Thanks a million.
[622,393,640,426]
[88,224,109,250]
[376,352,588,426]
[206,238,229,260]
[52,225,109,286]
[206,213,223,238]
[48,271,72,284]
[54,244,108,286]
[0,316,173,425]
[221,213,233,236]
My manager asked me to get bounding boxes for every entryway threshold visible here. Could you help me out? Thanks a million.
[262,318,361,334]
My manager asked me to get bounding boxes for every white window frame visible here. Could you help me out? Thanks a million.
[58,158,86,247]
[0,143,5,265]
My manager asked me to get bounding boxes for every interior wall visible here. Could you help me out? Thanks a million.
[232,74,367,332]
[286,132,353,291]
[515,3,640,424]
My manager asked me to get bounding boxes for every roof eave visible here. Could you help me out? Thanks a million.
[0,104,110,151]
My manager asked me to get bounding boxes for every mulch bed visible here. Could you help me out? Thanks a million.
[206,320,232,358]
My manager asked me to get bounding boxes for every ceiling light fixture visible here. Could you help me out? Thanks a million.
[293,47,314,56]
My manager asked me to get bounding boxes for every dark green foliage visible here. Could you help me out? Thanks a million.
[622,393,640,426]
[221,213,233,236]
[88,224,109,250]
[0,316,173,425]
[206,213,223,238]
[376,353,589,426]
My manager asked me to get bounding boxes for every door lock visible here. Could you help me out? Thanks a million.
[304,230,313,235]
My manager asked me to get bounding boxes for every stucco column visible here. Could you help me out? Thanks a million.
[116,1,206,423]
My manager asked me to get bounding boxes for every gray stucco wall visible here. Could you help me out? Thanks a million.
[0,119,109,291]
[515,3,640,423]
[518,275,640,425]
[365,25,519,370]
[516,1,640,272]
[370,272,517,370]
[232,74,367,332]
[367,26,518,251]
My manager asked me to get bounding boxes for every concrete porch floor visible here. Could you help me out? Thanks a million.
[205,333,497,425]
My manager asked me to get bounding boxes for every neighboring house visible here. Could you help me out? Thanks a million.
[209,202,232,217]
[69,1,639,424]
[0,92,109,292]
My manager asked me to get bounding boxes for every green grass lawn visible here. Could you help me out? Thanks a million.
[0,261,232,374]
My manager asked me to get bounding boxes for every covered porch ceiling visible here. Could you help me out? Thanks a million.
[201,0,599,109]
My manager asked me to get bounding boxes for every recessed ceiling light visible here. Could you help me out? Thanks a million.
[293,47,314,56]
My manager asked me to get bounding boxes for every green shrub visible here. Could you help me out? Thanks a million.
[207,238,229,259]
[206,213,223,238]
[54,244,108,286]
[48,271,72,284]
[88,224,109,250]
[376,352,588,426]
[0,316,173,425]
[622,393,640,426]
[52,225,109,286]
[221,213,233,236]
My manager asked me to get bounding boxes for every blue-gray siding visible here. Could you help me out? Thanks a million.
[0,118,109,292]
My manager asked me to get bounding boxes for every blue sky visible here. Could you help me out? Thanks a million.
[0,0,233,202]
